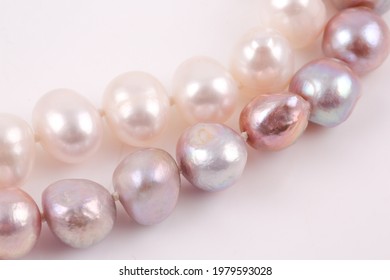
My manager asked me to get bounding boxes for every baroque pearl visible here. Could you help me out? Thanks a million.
[42,179,116,248]
[176,123,247,192]
[289,58,361,127]
[172,57,238,124]
[103,72,170,146]
[231,28,294,97]
[32,89,103,163]
[113,148,180,225]
[323,7,390,75]
[0,188,41,259]
[0,114,35,188]
[260,0,327,48]
[239,93,310,151]
[330,0,390,14]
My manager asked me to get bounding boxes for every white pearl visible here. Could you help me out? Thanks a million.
[32,89,103,163]
[0,114,35,188]
[260,0,327,49]
[103,72,170,146]
[231,28,294,97]
[172,57,239,124]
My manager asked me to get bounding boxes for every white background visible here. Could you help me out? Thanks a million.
[0,0,389,259]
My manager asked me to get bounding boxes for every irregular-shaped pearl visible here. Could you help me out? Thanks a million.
[42,179,116,248]
[0,188,41,259]
[103,72,170,146]
[330,0,390,14]
[259,0,327,48]
[172,57,238,124]
[289,58,361,127]
[323,7,390,75]
[231,28,294,97]
[176,123,247,192]
[113,148,180,225]
[239,93,310,151]
[0,114,35,188]
[32,89,103,163]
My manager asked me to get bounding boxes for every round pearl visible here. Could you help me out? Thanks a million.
[0,188,41,259]
[259,0,327,49]
[330,0,390,14]
[103,72,170,146]
[323,7,390,75]
[289,58,361,127]
[113,148,180,226]
[231,28,294,97]
[42,179,116,248]
[0,114,35,188]
[172,57,238,124]
[239,93,310,151]
[176,123,247,192]
[32,89,103,163]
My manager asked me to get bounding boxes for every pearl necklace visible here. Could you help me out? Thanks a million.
[1,0,390,259]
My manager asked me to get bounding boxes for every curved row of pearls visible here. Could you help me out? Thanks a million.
[0,0,389,259]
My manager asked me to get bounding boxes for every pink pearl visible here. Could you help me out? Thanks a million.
[323,7,390,75]
[113,148,180,226]
[239,93,310,151]
[33,89,103,163]
[289,58,361,127]
[231,28,294,97]
[330,0,390,14]
[0,188,41,259]
[42,179,116,248]
[103,72,170,146]
[0,114,35,188]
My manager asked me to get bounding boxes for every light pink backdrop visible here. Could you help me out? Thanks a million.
[0,0,389,259]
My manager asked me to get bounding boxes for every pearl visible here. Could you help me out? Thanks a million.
[42,179,116,248]
[259,0,327,48]
[330,0,390,14]
[323,7,390,75]
[113,148,180,226]
[231,28,294,97]
[172,57,238,124]
[103,72,170,146]
[176,123,247,192]
[32,89,103,163]
[239,93,310,151]
[289,58,361,127]
[0,188,41,259]
[0,114,35,188]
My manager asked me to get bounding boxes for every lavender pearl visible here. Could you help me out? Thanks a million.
[323,7,390,75]
[113,148,180,226]
[42,179,116,248]
[330,0,390,14]
[289,58,361,127]
[239,93,310,151]
[0,188,41,259]
[176,123,247,192]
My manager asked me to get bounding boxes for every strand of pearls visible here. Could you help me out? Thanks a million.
[1,0,389,259]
